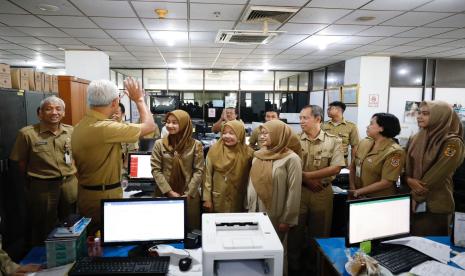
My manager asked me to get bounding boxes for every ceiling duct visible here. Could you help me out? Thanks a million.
[215,29,284,45]
[242,5,299,24]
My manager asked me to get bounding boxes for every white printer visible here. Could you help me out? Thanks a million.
[202,213,283,276]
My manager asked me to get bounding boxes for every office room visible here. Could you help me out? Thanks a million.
[0,0,465,275]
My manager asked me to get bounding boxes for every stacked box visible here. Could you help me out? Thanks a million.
[11,68,31,90]
[43,74,50,92]
[0,63,12,89]
[34,71,43,91]
[45,226,87,268]
[52,75,59,92]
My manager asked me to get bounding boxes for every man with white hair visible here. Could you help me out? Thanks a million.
[71,78,155,234]
[10,96,77,246]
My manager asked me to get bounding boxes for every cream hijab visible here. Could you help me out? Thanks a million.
[249,120,301,210]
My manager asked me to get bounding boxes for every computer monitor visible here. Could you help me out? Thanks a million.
[101,198,187,247]
[212,100,224,108]
[127,152,152,179]
[346,194,411,247]
[150,95,179,114]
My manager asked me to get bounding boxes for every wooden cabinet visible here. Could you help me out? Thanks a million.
[58,76,89,126]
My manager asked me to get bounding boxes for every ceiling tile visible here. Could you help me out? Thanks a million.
[351,45,391,51]
[11,0,83,16]
[190,3,243,20]
[307,0,370,9]
[357,26,412,36]
[249,0,307,5]
[394,27,455,38]
[189,31,216,41]
[27,44,61,51]
[384,45,425,53]
[381,12,453,27]
[190,20,234,31]
[290,8,353,24]
[125,46,159,52]
[336,10,404,25]
[0,0,28,14]
[371,37,420,45]
[58,44,92,50]
[142,19,188,31]
[235,23,279,31]
[317,25,370,35]
[0,27,28,36]
[338,36,383,44]
[79,38,119,46]
[106,30,150,39]
[326,44,362,50]
[433,28,465,39]
[94,45,127,51]
[132,1,187,19]
[16,27,69,37]
[1,36,47,44]
[39,37,82,44]
[426,14,465,28]
[221,48,253,54]
[0,43,27,50]
[190,47,220,53]
[406,38,456,46]
[91,17,144,30]
[0,14,51,27]
[117,38,154,45]
[40,16,98,28]
[363,0,431,10]
[62,28,110,38]
[189,40,218,47]
[278,23,327,35]
[70,0,136,17]
[415,0,465,12]
[411,46,455,55]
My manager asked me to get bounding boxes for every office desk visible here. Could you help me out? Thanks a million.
[315,237,463,276]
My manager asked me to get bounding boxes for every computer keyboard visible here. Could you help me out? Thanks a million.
[125,182,155,192]
[371,244,431,274]
[68,256,170,276]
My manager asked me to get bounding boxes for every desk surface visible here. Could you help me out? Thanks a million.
[316,236,462,276]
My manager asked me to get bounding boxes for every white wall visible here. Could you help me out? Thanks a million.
[343,57,362,124]
[434,88,465,106]
[65,50,109,81]
[309,90,324,107]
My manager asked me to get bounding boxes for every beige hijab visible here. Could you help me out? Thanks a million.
[207,120,253,191]
[406,101,464,179]
[250,120,301,210]
[162,110,195,194]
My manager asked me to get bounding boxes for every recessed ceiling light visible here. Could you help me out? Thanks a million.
[38,4,60,12]
[58,47,65,51]
[356,16,376,22]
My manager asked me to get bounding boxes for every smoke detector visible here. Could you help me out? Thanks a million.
[155,9,168,19]
[242,5,298,24]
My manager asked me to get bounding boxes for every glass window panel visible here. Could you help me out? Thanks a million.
[144,69,167,90]
[390,58,425,87]
[312,69,325,91]
[117,73,124,89]
[240,92,267,123]
[169,69,203,90]
[203,92,237,122]
[110,70,116,85]
[299,72,309,91]
[179,91,204,119]
[240,71,274,91]
[289,75,298,91]
[326,62,344,88]
[205,70,239,90]
[436,59,465,87]
[275,72,300,91]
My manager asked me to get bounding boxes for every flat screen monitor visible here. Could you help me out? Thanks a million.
[128,152,152,179]
[346,194,411,246]
[150,95,179,114]
[101,198,187,246]
[212,100,224,108]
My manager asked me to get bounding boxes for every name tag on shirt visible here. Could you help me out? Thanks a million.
[35,141,47,146]
[356,165,361,178]
[65,152,72,165]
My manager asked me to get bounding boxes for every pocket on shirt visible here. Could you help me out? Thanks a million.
[32,144,50,152]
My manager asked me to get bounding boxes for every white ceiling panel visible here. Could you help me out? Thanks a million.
[95,45,127,51]
[290,8,353,24]
[40,16,98,28]
[371,37,420,45]
[249,0,308,6]
[363,0,431,10]
[394,27,455,38]
[79,38,119,46]
[0,14,51,27]
[126,46,159,52]
[189,40,219,47]
[336,10,403,25]
[71,0,136,17]
[132,1,187,19]
[190,3,243,20]
[406,38,456,46]
[438,39,465,47]
[235,23,279,31]
[0,43,27,50]
[39,37,82,44]
[357,26,413,36]
[62,28,110,38]
[190,47,220,53]
[352,45,391,52]
[106,30,150,39]
[325,44,362,50]
[0,0,28,14]
[116,38,154,46]
[27,44,60,51]
[426,14,465,28]
[16,27,69,37]
[220,48,254,54]
[150,31,188,47]
[190,20,235,32]
[1,36,47,44]
[58,44,91,50]
[384,45,425,53]
[142,19,187,31]
[278,23,327,35]
[307,0,370,9]
[0,27,27,36]
[337,36,383,44]
[412,46,455,55]
[11,0,83,16]
[92,17,144,30]
[381,12,453,27]
[433,28,465,39]
[189,32,216,41]
[317,25,370,35]
[415,0,465,12]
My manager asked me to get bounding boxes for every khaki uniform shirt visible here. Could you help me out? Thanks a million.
[246,152,302,227]
[300,130,345,184]
[151,139,205,198]
[354,138,405,198]
[322,119,359,164]
[71,110,141,185]
[0,246,19,276]
[408,136,465,213]
[10,123,76,178]
[248,127,261,149]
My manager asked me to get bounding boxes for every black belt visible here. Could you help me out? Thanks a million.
[80,182,121,191]
[29,175,73,182]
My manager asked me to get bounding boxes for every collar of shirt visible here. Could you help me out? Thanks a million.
[39,122,66,135]
[301,129,325,142]
[366,137,395,156]
[329,118,347,126]
[86,109,109,121]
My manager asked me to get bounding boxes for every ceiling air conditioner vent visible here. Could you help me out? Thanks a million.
[242,5,299,24]
[215,30,284,45]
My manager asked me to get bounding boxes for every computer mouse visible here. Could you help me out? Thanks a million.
[179,257,192,272]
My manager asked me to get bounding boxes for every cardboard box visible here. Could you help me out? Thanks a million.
[43,74,50,92]
[0,63,12,89]
[45,227,87,268]
[34,71,43,91]
[11,68,30,90]
[28,70,36,91]
[52,75,59,93]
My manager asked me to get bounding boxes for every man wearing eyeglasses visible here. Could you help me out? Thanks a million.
[322,101,360,167]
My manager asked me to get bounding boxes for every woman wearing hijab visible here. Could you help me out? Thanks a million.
[151,110,205,230]
[349,113,405,198]
[203,120,254,213]
[246,120,302,239]
[405,101,465,236]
